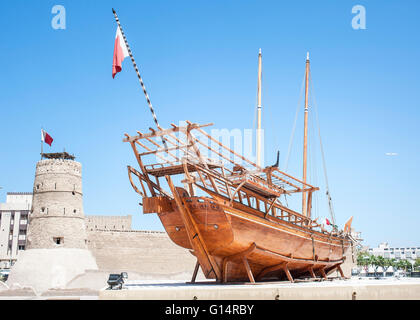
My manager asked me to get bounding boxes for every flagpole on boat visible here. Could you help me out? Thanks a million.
[302,52,310,217]
[111,8,168,148]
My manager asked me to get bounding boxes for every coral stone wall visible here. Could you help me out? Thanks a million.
[26,159,88,249]
[87,230,197,275]
[86,215,132,231]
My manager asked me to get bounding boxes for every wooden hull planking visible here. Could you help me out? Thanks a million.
[158,196,351,282]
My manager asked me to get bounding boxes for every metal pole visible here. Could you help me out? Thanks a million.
[302,52,310,217]
[112,8,168,149]
[41,128,43,159]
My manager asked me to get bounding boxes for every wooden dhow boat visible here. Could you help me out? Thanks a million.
[123,50,355,283]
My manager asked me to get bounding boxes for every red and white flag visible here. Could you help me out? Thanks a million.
[41,129,53,146]
[112,26,129,78]
[322,217,338,229]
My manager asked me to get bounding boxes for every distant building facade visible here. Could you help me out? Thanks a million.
[0,193,32,268]
[0,191,133,269]
[368,242,420,261]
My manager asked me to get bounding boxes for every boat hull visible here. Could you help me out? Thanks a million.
[157,196,352,282]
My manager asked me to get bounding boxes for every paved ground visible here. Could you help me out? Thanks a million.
[100,277,420,300]
[1,277,420,299]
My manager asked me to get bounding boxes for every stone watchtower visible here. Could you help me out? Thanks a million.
[27,153,87,249]
[7,152,98,293]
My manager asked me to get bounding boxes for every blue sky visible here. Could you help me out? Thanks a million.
[1,1,419,248]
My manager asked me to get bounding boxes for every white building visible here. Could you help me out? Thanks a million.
[369,242,420,261]
[0,192,32,268]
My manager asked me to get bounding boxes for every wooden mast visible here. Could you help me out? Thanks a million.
[302,52,310,217]
[256,48,262,167]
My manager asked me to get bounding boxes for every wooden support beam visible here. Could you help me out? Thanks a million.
[242,256,255,283]
[221,243,257,283]
[306,191,313,221]
[319,267,327,280]
[336,265,345,278]
[283,264,294,283]
[191,260,200,283]
[309,267,316,278]
[129,142,156,196]
[124,122,213,142]
[166,175,222,280]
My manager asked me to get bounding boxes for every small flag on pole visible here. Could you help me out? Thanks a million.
[112,26,129,78]
[41,129,53,146]
[323,217,338,229]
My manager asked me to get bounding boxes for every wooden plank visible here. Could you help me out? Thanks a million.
[256,262,286,280]
[142,196,173,214]
[147,163,221,177]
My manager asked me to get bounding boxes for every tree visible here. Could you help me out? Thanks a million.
[375,256,386,276]
[396,259,411,274]
[414,258,420,271]
[368,254,378,276]
[357,252,370,272]
[390,258,398,273]
[383,258,393,275]
[405,260,413,272]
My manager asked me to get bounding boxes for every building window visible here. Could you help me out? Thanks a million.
[18,245,25,250]
[53,237,63,245]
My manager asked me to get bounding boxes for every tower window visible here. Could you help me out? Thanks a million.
[53,237,63,245]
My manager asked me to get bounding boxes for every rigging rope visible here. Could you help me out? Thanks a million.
[309,70,337,225]
[112,9,168,149]
[308,105,319,220]
[284,72,306,172]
